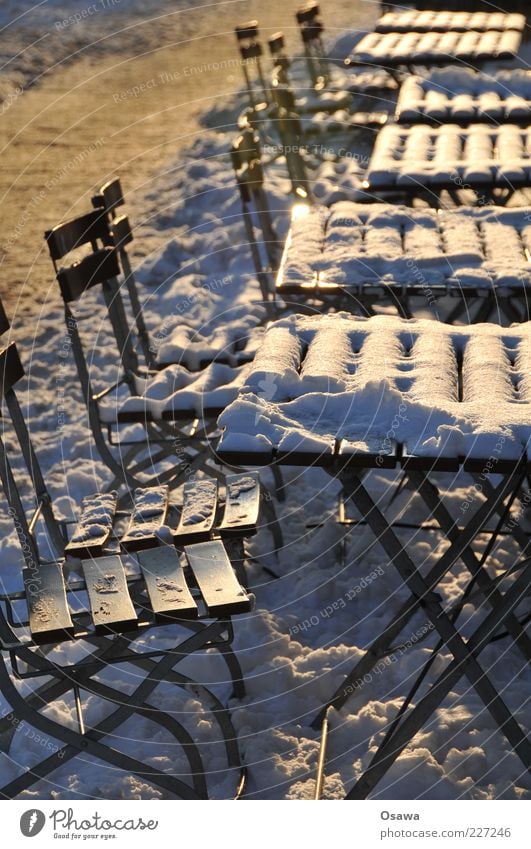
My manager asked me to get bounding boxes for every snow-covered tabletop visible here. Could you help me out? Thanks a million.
[217,313,531,464]
[397,68,531,124]
[376,10,526,34]
[366,124,531,189]
[277,202,531,295]
[346,29,522,67]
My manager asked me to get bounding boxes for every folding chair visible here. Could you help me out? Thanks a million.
[365,123,531,207]
[295,3,329,89]
[90,177,265,369]
[234,20,269,112]
[216,312,531,798]
[275,200,531,322]
[44,209,251,490]
[231,126,284,299]
[0,313,262,799]
[396,68,531,126]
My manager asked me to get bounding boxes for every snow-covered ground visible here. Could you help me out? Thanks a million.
[0,3,530,802]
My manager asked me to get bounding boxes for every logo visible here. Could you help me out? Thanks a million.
[20,810,46,838]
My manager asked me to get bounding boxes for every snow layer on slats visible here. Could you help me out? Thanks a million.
[349,29,521,66]
[278,202,531,290]
[100,361,250,421]
[367,125,531,188]
[376,11,526,34]
[68,492,117,543]
[397,69,531,124]
[218,313,531,459]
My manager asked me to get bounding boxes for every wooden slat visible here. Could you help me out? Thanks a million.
[337,438,398,469]
[184,541,251,616]
[56,248,121,303]
[45,210,110,261]
[137,547,198,621]
[82,555,137,634]
[0,343,24,398]
[0,300,10,336]
[65,492,117,559]
[121,486,169,553]
[24,563,75,645]
[218,473,261,537]
[173,479,218,545]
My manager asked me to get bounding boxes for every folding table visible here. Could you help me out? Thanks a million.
[365,123,531,205]
[276,201,531,322]
[216,312,531,798]
[396,68,531,126]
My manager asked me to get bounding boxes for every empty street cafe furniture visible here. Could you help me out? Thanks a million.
[216,312,531,798]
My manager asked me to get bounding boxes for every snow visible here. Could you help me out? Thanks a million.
[278,202,531,291]
[349,29,522,66]
[375,11,526,34]
[397,69,531,124]
[0,4,529,804]
[67,492,117,545]
[367,124,531,188]
[218,313,531,460]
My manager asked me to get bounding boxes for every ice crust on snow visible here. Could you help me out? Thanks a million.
[367,124,531,188]
[279,202,531,291]
[397,69,531,124]
[218,313,531,459]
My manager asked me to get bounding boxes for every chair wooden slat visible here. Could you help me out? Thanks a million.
[111,215,134,249]
[0,343,24,398]
[0,300,10,337]
[185,540,251,616]
[218,472,260,537]
[173,480,218,545]
[121,486,169,552]
[65,492,117,559]
[24,563,75,645]
[82,555,138,633]
[137,547,198,621]
[56,248,121,302]
[92,177,125,214]
[45,210,110,261]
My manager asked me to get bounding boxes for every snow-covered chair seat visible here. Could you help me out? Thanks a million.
[218,312,531,466]
[92,177,268,371]
[277,201,531,296]
[376,10,526,34]
[346,29,522,68]
[397,68,531,125]
[100,361,250,424]
[366,123,531,189]
[0,306,260,799]
[45,206,254,490]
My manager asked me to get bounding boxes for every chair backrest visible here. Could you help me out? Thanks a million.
[295,3,329,87]
[45,208,140,378]
[234,20,269,110]
[92,178,154,368]
[231,128,280,304]
[0,306,65,569]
